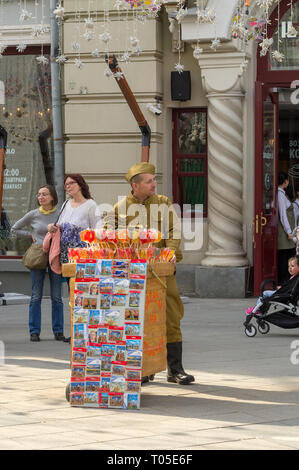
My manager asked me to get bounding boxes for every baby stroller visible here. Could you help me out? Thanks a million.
[244,274,299,337]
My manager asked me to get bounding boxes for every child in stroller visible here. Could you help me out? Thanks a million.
[244,255,299,337]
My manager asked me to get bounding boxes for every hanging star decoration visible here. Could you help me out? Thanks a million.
[83,31,94,41]
[114,71,124,80]
[56,54,68,64]
[121,52,131,63]
[91,48,100,57]
[53,4,65,19]
[259,37,273,56]
[75,58,84,69]
[174,62,184,74]
[19,9,32,22]
[36,55,49,65]
[16,43,27,53]
[99,32,112,43]
[193,46,203,59]
[85,18,95,29]
[286,24,297,38]
[71,41,80,52]
[271,50,284,63]
[210,38,221,51]
[176,7,188,23]
[104,67,113,77]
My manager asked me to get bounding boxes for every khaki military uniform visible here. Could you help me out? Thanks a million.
[105,192,184,343]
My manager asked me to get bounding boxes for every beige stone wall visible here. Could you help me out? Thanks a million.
[62,3,214,264]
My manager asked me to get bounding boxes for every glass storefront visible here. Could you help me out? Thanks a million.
[269,2,299,70]
[0,54,52,255]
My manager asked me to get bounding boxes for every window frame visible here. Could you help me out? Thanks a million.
[172,107,208,218]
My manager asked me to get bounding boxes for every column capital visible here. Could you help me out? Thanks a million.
[195,51,248,95]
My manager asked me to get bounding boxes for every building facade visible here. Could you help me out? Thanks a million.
[0,0,298,297]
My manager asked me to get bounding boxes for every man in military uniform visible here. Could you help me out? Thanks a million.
[105,162,195,385]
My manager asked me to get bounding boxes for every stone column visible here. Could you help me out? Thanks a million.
[197,52,249,267]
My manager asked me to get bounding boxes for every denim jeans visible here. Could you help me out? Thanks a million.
[29,265,64,335]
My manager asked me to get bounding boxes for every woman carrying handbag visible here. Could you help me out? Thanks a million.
[11,185,65,342]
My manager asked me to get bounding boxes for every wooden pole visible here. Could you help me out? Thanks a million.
[106,55,151,163]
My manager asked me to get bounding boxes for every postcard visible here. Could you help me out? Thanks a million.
[126,350,142,368]
[101,260,113,276]
[70,393,85,406]
[89,282,99,295]
[104,310,122,327]
[73,308,88,324]
[85,379,100,392]
[108,393,124,408]
[125,323,141,337]
[75,263,85,279]
[87,345,101,358]
[130,261,147,277]
[110,376,126,393]
[108,327,124,343]
[113,278,130,294]
[126,339,142,351]
[72,348,87,365]
[100,392,109,407]
[111,294,127,308]
[88,310,100,325]
[125,309,139,322]
[97,327,108,343]
[85,392,99,406]
[86,358,101,376]
[129,278,145,290]
[126,381,141,393]
[112,269,128,279]
[115,344,126,362]
[88,326,98,344]
[83,296,98,310]
[70,380,85,393]
[74,294,83,308]
[111,363,126,377]
[126,368,142,381]
[101,343,116,356]
[75,281,90,294]
[113,260,129,271]
[100,294,111,309]
[101,356,112,372]
[71,365,86,379]
[73,324,87,342]
[129,291,141,308]
[84,261,97,278]
[124,393,139,410]
[99,278,114,293]
[100,376,110,393]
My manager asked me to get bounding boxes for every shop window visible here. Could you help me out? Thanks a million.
[269,2,299,70]
[172,108,207,217]
[0,51,52,256]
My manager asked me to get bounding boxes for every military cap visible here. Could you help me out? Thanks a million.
[125,162,156,183]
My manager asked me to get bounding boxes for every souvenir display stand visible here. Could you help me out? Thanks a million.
[62,249,174,410]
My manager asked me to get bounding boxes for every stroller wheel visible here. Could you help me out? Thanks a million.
[245,324,257,337]
[258,321,270,335]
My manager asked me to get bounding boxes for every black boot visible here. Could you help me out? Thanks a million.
[167,342,195,385]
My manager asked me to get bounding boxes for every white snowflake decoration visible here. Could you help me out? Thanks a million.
[256,0,276,9]
[272,50,284,63]
[210,38,221,51]
[259,37,273,56]
[104,67,113,78]
[121,52,131,63]
[286,25,298,38]
[36,55,49,65]
[85,18,95,29]
[16,43,27,53]
[56,54,68,64]
[130,37,139,47]
[99,32,111,44]
[176,8,187,23]
[91,48,100,57]
[19,9,32,22]
[197,8,216,24]
[75,58,84,69]
[174,63,184,74]
[53,5,65,19]
[71,42,80,52]
[0,44,8,54]
[32,25,49,38]
[83,31,94,41]
[114,71,124,81]
[193,46,203,59]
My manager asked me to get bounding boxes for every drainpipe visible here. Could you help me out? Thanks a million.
[50,0,64,206]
